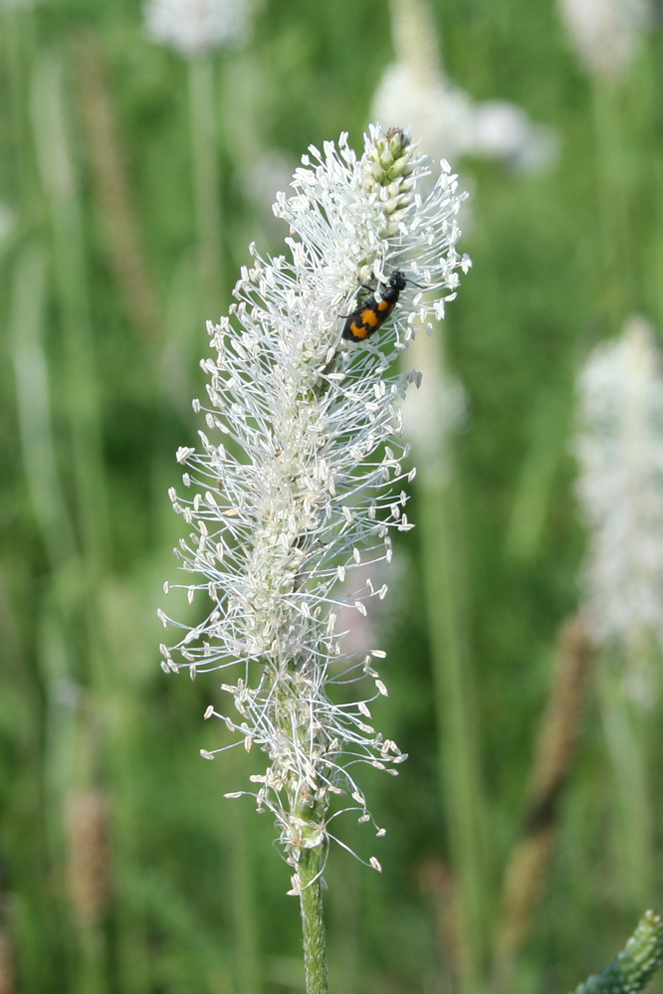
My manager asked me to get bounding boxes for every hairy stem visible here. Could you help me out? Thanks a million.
[298,846,329,994]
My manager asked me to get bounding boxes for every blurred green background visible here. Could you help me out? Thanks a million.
[1,0,662,992]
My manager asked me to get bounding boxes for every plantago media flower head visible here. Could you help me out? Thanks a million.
[575,317,663,683]
[558,0,650,78]
[159,127,470,875]
[144,0,250,56]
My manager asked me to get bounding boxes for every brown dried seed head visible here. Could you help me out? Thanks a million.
[526,614,593,822]
[66,791,112,930]
[0,929,16,994]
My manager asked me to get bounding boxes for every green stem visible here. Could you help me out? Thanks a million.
[419,466,486,993]
[4,13,25,205]
[10,241,76,571]
[298,846,329,994]
[77,926,107,994]
[598,664,653,911]
[637,50,663,330]
[329,857,360,994]
[31,49,111,577]
[187,55,223,323]
[590,79,632,325]
[228,750,261,994]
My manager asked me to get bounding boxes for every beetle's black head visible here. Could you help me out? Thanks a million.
[388,270,407,291]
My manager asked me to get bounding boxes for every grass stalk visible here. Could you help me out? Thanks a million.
[226,751,261,994]
[589,80,633,324]
[74,29,161,344]
[10,241,76,572]
[406,327,486,992]
[633,46,663,330]
[2,3,36,206]
[76,929,106,994]
[329,855,360,994]
[505,388,571,565]
[30,48,111,578]
[419,460,486,993]
[230,819,261,994]
[29,50,118,993]
[9,240,84,923]
[187,55,224,323]
[598,663,654,912]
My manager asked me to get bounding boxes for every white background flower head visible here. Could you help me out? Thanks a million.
[372,0,557,173]
[575,317,663,692]
[159,127,470,870]
[144,0,250,56]
[558,0,651,78]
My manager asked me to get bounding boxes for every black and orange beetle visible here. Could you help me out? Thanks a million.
[342,270,408,343]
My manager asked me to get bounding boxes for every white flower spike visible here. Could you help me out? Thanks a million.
[558,0,651,79]
[144,0,250,56]
[160,127,469,869]
[575,316,663,692]
[373,0,556,173]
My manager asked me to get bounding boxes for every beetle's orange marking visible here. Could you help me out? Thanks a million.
[360,308,379,328]
[377,299,390,312]
[350,322,369,339]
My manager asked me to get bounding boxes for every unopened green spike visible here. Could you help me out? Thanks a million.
[574,911,663,994]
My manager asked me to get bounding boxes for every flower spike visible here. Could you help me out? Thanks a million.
[160,127,469,866]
